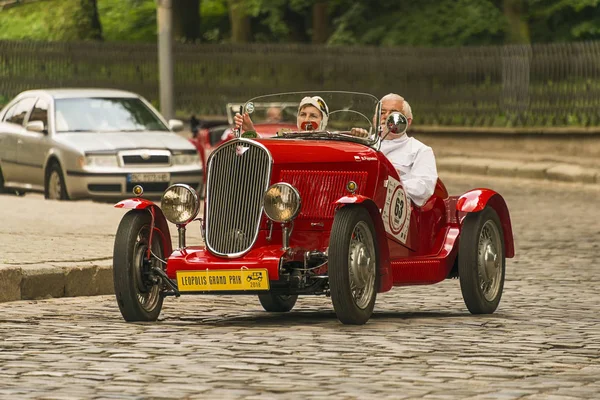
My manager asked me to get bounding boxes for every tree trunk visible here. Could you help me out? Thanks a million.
[503,0,529,44]
[228,0,251,43]
[77,0,103,41]
[312,1,328,44]
[172,0,201,42]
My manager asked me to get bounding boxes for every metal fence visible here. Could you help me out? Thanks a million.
[1,39,600,126]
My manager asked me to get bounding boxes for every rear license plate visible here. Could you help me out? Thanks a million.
[127,173,170,183]
[176,269,270,292]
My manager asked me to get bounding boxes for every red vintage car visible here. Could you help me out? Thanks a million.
[113,91,514,325]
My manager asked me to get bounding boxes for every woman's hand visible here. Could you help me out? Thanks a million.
[234,112,255,132]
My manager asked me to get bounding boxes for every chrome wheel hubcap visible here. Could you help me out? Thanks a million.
[348,221,375,309]
[477,220,503,301]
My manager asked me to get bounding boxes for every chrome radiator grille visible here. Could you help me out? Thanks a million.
[205,140,272,257]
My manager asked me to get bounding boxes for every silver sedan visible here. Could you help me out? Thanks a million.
[0,89,203,200]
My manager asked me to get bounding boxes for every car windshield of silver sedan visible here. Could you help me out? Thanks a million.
[55,97,169,133]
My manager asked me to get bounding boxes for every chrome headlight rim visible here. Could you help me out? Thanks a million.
[160,183,200,226]
[263,182,301,223]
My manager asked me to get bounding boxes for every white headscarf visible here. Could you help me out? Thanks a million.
[298,96,329,130]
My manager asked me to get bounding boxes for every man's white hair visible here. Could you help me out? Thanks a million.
[381,93,413,119]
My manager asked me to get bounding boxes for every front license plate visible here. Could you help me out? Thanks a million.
[128,172,170,183]
[176,269,270,292]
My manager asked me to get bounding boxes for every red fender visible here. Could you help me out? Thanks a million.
[334,195,393,293]
[457,189,515,258]
[115,198,173,257]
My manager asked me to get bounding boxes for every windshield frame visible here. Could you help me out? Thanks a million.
[243,91,382,148]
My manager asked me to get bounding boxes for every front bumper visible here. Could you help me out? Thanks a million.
[65,168,203,199]
[166,245,286,282]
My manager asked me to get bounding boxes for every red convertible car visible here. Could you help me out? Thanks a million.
[113,91,514,325]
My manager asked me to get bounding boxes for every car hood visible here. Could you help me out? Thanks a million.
[54,131,195,153]
[256,138,381,165]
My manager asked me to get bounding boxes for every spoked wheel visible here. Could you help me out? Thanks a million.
[329,206,378,325]
[459,206,505,314]
[45,162,69,200]
[113,209,165,321]
[258,294,298,312]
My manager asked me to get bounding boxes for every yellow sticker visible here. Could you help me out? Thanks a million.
[176,269,270,292]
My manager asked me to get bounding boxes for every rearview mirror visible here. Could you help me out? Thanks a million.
[26,120,46,134]
[169,119,184,132]
[381,112,408,139]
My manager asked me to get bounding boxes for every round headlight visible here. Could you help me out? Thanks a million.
[161,184,200,225]
[263,183,301,223]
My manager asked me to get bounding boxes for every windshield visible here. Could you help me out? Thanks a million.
[55,97,169,133]
[226,102,299,126]
[243,91,381,146]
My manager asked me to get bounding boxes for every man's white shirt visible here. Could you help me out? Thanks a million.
[380,134,438,207]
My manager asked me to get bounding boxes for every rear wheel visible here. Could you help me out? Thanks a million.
[113,209,165,321]
[329,206,379,325]
[258,294,298,312]
[459,206,505,314]
[45,162,69,200]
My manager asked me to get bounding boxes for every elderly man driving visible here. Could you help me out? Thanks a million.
[378,93,438,206]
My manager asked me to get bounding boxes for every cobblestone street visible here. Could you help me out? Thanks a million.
[1,174,599,399]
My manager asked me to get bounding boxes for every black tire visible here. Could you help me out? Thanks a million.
[258,294,298,312]
[113,209,165,322]
[329,206,379,325]
[458,206,506,314]
[0,165,5,193]
[45,162,69,200]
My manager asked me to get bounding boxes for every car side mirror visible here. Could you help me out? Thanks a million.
[26,120,46,134]
[381,112,408,140]
[169,119,184,132]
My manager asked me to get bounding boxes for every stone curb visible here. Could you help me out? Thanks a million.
[0,261,114,303]
[437,157,600,185]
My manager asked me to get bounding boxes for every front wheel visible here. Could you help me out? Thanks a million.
[329,206,379,325]
[45,162,69,200]
[258,294,298,312]
[113,209,165,321]
[458,206,505,314]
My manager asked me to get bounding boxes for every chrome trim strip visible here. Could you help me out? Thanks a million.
[204,138,273,258]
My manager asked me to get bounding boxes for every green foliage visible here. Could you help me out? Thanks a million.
[528,0,600,42]
[200,0,229,42]
[0,0,75,40]
[98,0,157,42]
[329,0,506,47]
[2,0,600,47]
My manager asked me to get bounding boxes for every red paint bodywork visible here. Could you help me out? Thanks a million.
[114,198,173,259]
[457,189,515,258]
[127,136,514,294]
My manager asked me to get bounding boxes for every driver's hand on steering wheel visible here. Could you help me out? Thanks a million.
[349,127,369,138]
[234,112,255,132]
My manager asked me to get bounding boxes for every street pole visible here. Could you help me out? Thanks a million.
[157,0,174,120]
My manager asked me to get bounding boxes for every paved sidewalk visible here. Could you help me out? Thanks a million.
[1,149,598,303]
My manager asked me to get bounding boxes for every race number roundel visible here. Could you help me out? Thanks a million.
[381,176,411,244]
[388,186,408,235]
